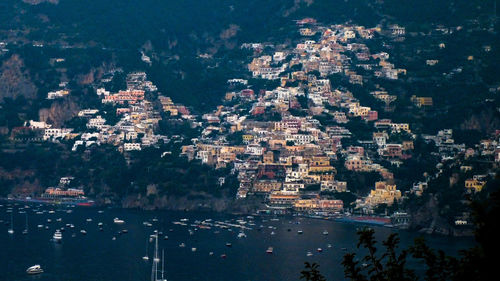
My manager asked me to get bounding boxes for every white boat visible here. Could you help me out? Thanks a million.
[266,247,274,254]
[53,230,62,242]
[306,251,313,257]
[191,247,197,252]
[113,218,125,224]
[143,239,149,261]
[237,232,247,238]
[8,212,14,234]
[323,230,328,235]
[80,230,87,235]
[179,243,186,248]
[86,218,92,222]
[26,265,43,275]
[297,230,303,234]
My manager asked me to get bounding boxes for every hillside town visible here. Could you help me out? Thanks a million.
[8,20,500,226]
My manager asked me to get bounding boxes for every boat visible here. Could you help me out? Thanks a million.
[327,244,332,248]
[86,218,92,222]
[163,236,168,240]
[322,230,328,235]
[143,222,153,227]
[143,239,149,261]
[317,248,323,252]
[191,247,197,252]
[237,232,247,238]
[26,265,43,275]
[80,230,87,235]
[159,249,168,281]
[220,254,227,259]
[270,231,275,235]
[113,218,125,224]
[53,230,62,242]
[209,252,214,256]
[297,230,303,234]
[307,251,313,257]
[98,222,103,227]
[179,243,186,248]
[8,212,14,234]
[225,242,232,247]
[22,213,29,235]
[266,247,274,254]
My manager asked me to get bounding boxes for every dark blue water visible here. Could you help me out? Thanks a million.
[0,203,473,281]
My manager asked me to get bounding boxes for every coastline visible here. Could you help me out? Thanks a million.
[1,196,474,237]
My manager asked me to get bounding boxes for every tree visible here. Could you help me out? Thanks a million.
[301,262,327,281]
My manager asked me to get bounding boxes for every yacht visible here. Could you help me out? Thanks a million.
[266,247,274,254]
[113,218,125,224]
[53,230,62,242]
[317,248,323,252]
[322,230,328,235]
[26,265,43,275]
[191,247,197,252]
[297,230,303,234]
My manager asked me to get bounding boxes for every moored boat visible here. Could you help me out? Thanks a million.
[26,265,43,275]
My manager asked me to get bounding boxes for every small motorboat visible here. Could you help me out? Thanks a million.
[237,232,246,238]
[327,244,332,248]
[297,230,303,234]
[86,218,92,222]
[306,251,313,257]
[80,230,87,235]
[225,243,232,247]
[53,230,62,242]
[113,218,125,224]
[266,247,273,254]
[317,248,323,253]
[322,231,328,235]
[220,254,227,259]
[191,247,197,252]
[26,265,43,275]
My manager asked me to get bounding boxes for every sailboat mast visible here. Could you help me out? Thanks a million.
[161,249,165,281]
[155,234,159,281]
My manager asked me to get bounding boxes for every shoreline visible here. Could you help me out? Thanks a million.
[1,196,474,237]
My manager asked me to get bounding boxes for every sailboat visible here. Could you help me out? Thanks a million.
[159,249,167,281]
[22,213,28,235]
[142,239,149,261]
[150,234,168,281]
[8,212,14,234]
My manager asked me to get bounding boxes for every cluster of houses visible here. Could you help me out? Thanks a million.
[179,22,425,214]
[10,19,500,218]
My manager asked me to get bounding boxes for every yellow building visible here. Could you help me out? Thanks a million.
[465,179,485,192]
[364,181,402,207]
